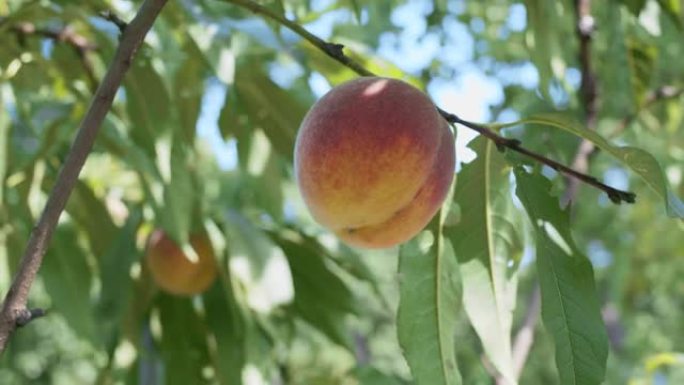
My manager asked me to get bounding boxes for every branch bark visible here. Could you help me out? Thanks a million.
[222,0,636,204]
[0,0,168,355]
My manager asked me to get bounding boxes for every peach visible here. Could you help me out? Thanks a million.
[145,230,218,296]
[294,77,455,248]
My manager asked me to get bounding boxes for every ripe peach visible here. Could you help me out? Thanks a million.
[294,77,455,248]
[145,230,218,296]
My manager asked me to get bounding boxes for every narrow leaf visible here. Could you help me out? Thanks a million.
[233,68,304,160]
[42,225,95,344]
[656,0,683,29]
[157,296,212,385]
[397,215,462,385]
[0,93,8,205]
[444,138,520,383]
[499,113,684,218]
[125,58,171,157]
[619,0,647,15]
[515,168,608,385]
[203,276,245,385]
[271,230,356,349]
[626,38,657,108]
[523,0,557,99]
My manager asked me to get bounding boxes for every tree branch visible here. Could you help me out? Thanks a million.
[0,0,169,355]
[221,0,635,204]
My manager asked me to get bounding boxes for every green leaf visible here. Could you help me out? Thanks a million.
[397,215,462,385]
[523,0,557,99]
[498,113,684,218]
[349,0,362,23]
[514,168,608,385]
[174,42,206,143]
[626,38,657,108]
[159,141,195,244]
[157,295,212,385]
[42,225,95,344]
[619,0,647,15]
[232,68,304,160]
[354,366,407,385]
[444,138,520,383]
[95,210,142,348]
[0,92,9,205]
[125,57,171,157]
[656,0,683,29]
[270,230,356,349]
[66,182,118,256]
[251,150,284,220]
[203,276,245,385]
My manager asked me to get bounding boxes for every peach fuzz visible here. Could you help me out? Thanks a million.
[145,230,218,296]
[294,77,456,248]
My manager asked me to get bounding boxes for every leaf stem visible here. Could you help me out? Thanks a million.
[222,0,636,204]
[0,0,169,355]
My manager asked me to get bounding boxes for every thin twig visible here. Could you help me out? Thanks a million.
[0,0,169,355]
[222,0,636,204]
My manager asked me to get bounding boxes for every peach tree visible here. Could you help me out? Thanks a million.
[0,1,683,385]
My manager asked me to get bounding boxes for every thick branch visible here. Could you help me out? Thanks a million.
[222,0,635,204]
[0,0,168,355]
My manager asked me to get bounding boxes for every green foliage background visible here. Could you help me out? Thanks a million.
[0,0,683,384]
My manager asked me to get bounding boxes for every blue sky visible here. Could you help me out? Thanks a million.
[196,0,537,170]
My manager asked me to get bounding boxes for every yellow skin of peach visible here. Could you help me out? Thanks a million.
[294,77,456,248]
[145,230,218,296]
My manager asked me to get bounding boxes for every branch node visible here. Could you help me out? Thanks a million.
[607,190,637,205]
[15,308,46,327]
[578,15,595,37]
[324,42,345,58]
[100,10,128,33]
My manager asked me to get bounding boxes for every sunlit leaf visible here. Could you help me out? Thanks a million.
[125,57,171,157]
[444,138,520,383]
[66,181,117,256]
[41,225,95,344]
[174,42,206,142]
[498,113,684,218]
[523,0,556,99]
[515,168,608,385]
[626,38,657,108]
[270,230,356,349]
[159,140,195,245]
[232,67,304,160]
[619,0,647,15]
[656,0,683,29]
[398,214,462,385]
[95,210,141,348]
